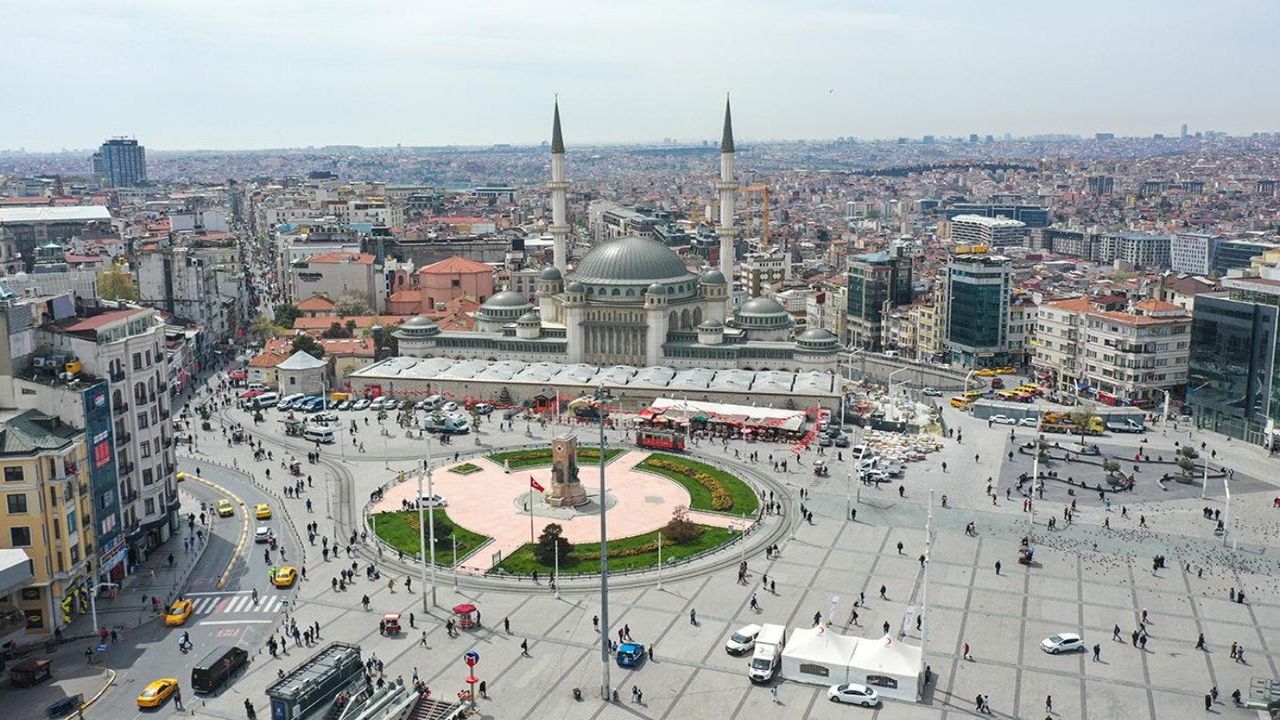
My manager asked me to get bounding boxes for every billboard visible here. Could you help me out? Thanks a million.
[81,383,124,575]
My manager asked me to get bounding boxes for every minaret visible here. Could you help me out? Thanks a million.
[549,99,569,273]
[716,96,738,285]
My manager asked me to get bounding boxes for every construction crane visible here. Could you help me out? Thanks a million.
[740,183,771,249]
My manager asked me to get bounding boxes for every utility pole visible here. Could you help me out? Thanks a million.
[427,441,438,608]
[596,385,612,702]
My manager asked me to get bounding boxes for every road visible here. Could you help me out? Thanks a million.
[88,462,299,719]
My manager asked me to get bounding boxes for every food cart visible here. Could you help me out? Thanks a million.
[11,657,52,687]
[381,613,401,636]
[451,603,479,630]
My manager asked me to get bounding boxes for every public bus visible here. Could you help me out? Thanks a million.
[636,428,686,451]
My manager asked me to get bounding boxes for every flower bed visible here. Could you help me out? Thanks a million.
[448,463,482,475]
[492,525,734,575]
[636,454,758,514]
[372,510,490,567]
[487,446,623,469]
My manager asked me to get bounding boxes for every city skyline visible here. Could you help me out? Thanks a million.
[3,0,1278,151]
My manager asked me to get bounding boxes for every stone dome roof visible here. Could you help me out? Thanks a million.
[698,320,724,330]
[565,281,585,294]
[738,297,788,317]
[538,266,562,281]
[796,326,839,352]
[699,268,727,285]
[646,282,667,295]
[401,315,436,328]
[797,327,836,341]
[517,312,540,324]
[572,236,696,285]
[482,291,533,309]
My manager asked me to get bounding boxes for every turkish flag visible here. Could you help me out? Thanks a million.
[529,477,545,493]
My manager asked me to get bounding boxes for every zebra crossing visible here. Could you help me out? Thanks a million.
[185,592,291,616]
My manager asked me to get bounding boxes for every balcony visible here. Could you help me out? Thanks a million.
[109,369,125,383]
[116,430,131,443]
[158,382,169,393]
[163,464,175,476]
[162,436,173,449]
[113,402,129,416]
[119,461,135,477]
[122,490,138,505]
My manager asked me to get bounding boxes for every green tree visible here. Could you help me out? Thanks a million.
[1176,457,1197,475]
[249,314,279,343]
[1102,459,1121,476]
[99,270,137,301]
[322,322,351,339]
[533,523,573,566]
[291,334,326,359]
[273,303,302,327]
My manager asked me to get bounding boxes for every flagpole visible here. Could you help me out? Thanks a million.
[529,487,535,543]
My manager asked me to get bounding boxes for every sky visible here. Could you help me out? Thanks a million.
[3,0,1278,151]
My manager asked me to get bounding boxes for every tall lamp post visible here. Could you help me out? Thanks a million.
[88,582,118,635]
[416,441,437,611]
[594,385,613,701]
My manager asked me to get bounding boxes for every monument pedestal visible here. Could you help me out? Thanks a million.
[546,435,589,508]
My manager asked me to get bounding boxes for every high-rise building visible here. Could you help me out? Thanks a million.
[1092,231,1171,269]
[942,251,1012,368]
[1214,240,1280,277]
[1188,279,1280,446]
[1087,175,1115,195]
[1170,233,1224,275]
[846,251,913,350]
[950,214,1029,248]
[91,138,147,187]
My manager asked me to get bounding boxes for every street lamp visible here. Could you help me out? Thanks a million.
[416,442,437,611]
[888,366,910,398]
[88,582,118,636]
[593,384,613,702]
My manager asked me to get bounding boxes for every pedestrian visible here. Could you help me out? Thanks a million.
[504,617,510,633]
[521,639,529,656]
[897,541,904,554]
[1196,633,1205,650]
[1113,624,1122,641]
[1046,695,1052,713]
[1092,643,1100,661]
[962,642,971,660]
[879,584,887,599]
[995,560,1001,575]
[649,643,655,662]
[771,685,779,703]
[478,680,487,699]
[690,609,697,625]
[1131,630,1139,647]
[175,687,184,711]
[1205,693,1212,711]
[593,615,599,632]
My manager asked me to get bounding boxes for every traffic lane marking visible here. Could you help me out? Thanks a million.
[183,473,250,590]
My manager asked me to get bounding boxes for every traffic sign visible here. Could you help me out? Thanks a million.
[464,651,479,667]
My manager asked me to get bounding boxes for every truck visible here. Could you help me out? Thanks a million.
[420,413,471,434]
[748,624,786,683]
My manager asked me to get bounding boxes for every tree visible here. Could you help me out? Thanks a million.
[291,334,325,359]
[662,506,704,544]
[1102,459,1121,476]
[99,270,137,301]
[249,314,279,343]
[322,322,352,339]
[335,292,372,317]
[533,523,573,566]
[1176,457,1197,476]
[273,303,302,328]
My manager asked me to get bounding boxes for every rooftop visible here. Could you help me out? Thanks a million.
[0,409,81,457]
[0,206,112,224]
[420,256,492,275]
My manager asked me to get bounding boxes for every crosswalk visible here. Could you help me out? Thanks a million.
[184,592,292,616]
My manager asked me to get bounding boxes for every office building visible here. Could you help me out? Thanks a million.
[1041,227,1091,258]
[0,410,94,635]
[1092,231,1171,269]
[1189,279,1280,447]
[846,251,913,351]
[1170,233,1224,275]
[942,252,1012,368]
[945,203,1051,228]
[1034,296,1190,407]
[950,215,1029,249]
[0,206,114,274]
[92,138,147,187]
[1214,240,1279,277]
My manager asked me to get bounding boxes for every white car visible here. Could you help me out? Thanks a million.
[415,494,447,508]
[989,415,1016,425]
[442,401,458,412]
[254,526,273,543]
[725,624,762,655]
[369,397,387,410]
[312,412,338,424]
[1040,633,1084,654]
[1018,416,1039,427]
[921,387,942,397]
[473,403,493,415]
[352,398,370,410]
[827,683,879,707]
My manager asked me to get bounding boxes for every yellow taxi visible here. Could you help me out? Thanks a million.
[273,566,298,588]
[163,599,193,626]
[975,368,999,377]
[175,471,186,482]
[216,499,235,517]
[254,502,272,519]
[995,366,1016,375]
[137,678,180,708]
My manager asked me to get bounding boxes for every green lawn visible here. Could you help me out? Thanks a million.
[492,525,737,575]
[487,446,624,470]
[636,454,759,515]
[448,463,482,475]
[372,510,490,567]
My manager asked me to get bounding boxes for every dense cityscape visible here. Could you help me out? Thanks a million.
[0,5,1279,720]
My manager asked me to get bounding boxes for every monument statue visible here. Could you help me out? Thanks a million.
[546,434,588,508]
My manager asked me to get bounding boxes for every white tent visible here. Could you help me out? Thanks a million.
[848,634,922,702]
[780,626,859,686]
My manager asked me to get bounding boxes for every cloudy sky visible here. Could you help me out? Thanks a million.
[3,0,1277,150]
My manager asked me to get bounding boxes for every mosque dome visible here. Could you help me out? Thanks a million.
[572,236,696,286]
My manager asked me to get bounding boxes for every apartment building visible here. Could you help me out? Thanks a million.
[1034,296,1190,406]
[1170,233,1224,275]
[1093,231,1172,269]
[290,252,384,312]
[740,249,790,297]
[950,214,1030,248]
[846,251,913,350]
[40,305,176,564]
[0,410,94,635]
[136,247,231,348]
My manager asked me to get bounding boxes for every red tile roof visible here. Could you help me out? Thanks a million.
[420,256,492,275]
[306,252,376,265]
[291,315,411,331]
[296,295,336,311]
[57,308,149,334]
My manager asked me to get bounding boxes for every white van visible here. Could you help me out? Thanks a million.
[248,382,269,392]
[748,624,786,682]
[303,426,335,444]
[253,392,279,409]
[422,394,443,411]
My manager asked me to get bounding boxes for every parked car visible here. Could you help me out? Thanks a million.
[442,401,458,412]
[833,435,850,448]
[353,398,371,410]
[817,435,833,447]
[312,412,338,424]
[473,403,493,415]
[725,624,762,655]
[336,400,352,411]
[1018,417,1039,427]
[616,642,647,668]
[921,387,942,397]
[827,683,879,707]
[989,415,1016,425]
[1040,633,1084,654]
[415,494,447,508]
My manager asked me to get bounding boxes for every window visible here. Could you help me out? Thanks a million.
[144,498,155,516]
[6,494,27,514]
[66,510,76,534]
[140,442,151,459]
[3,467,23,483]
[70,545,79,564]
[21,588,39,601]
[9,527,30,547]
[451,279,460,287]
[132,352,142,370]
[798,663,830,677]
[142,468,154,486]
[865,675,898,689]
[136,411,149,429]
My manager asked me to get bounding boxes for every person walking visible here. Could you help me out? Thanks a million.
[1113,624,1122,641]
[504,617,510,633]
[962,642,971,660]
[770,685,779,704]
[1196,633,1205,650]
[1045,695,1052,713]
[690,608,697,626]
[1092,643,1101,661]
[520,639,529,657]
[995,560,1002,575]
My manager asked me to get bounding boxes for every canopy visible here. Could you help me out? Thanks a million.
[781,626,859,686]
[452,603,476,614]
[848,635,922,702]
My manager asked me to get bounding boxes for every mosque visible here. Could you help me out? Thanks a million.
[394,101,840,373]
